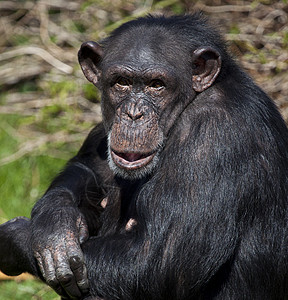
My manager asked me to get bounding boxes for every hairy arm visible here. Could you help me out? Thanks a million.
[0,217,38,277]
[30,123,113,298]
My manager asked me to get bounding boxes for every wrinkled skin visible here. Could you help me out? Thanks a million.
[32,206,89,298]
[1,14,288,300]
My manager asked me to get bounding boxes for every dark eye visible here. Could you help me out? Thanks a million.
[115,77,131,87]
[149,79,165,90]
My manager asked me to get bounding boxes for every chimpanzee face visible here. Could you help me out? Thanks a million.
[104,64,178,179]
[78,27,221,179]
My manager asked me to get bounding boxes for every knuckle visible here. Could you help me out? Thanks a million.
[77,278,90,293]
[69,255,83,269]
[33,251,41,260]
[57,273,74,285]
[46,274,58,287]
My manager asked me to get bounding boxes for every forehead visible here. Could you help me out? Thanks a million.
[102,25,186,69]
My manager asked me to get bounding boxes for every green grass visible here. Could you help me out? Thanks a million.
[0,114,75,299]
[0,154,67,220]
[0,115,69,221]
[0,0,286,298]
[0,279,58,300]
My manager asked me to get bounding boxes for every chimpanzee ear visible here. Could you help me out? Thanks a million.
[78,41,104,86]
[191,47,222,92]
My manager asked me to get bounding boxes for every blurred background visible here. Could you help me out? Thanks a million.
[0,0,287,298]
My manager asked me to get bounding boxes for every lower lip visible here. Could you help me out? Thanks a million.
[111,150,155,170]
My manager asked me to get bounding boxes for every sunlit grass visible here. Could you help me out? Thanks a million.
[0,279,58,300]
[0,0,286,298]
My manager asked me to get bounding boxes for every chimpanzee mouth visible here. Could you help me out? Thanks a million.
[111,149,156,170]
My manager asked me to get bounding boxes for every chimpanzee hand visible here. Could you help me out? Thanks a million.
[31,207,90,299]
[0,217,32,276]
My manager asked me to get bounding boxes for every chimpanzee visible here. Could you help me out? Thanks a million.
[0,14,288,300]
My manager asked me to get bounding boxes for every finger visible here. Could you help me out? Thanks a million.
[34,251,45,277]
[77,215,89,244]
[54,247,82,299]
[69,256,89,294]
[67,241,89,294]
[57,270,81,300]
[66,235,89,293]
[40,249,68,298]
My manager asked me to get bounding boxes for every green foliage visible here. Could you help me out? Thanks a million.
[229,25,240,35]
[0,0,287,298]
[0,115,69,221]
[18,82,39,93]
[47,81,77,99]
[10,35,31,46]
[283,32,288,48]
[0,279,58,299]
[83,83,100,102]
[73,21,87,33]
[258,52,267,65]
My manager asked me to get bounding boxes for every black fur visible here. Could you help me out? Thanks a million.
[0,14,288,300]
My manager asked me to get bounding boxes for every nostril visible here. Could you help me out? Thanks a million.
[127,111,143,121]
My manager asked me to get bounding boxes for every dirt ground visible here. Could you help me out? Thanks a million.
[0,0,287,122]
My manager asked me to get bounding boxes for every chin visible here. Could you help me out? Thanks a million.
[107,132,161,180]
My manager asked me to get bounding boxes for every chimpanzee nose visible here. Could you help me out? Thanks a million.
[126,103,144,121]
[127,110,143,121]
